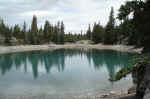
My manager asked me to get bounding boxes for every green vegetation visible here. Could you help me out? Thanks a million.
[104,7,116,44]
[86,24,92,41]
[132,53,150,65]
[109,67,131,81]
[109,0,150,82]
[0,16,65,45]
[92,23,104,44]
[109,53,150,82]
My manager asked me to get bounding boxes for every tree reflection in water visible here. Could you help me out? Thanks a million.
[0,49,134,79]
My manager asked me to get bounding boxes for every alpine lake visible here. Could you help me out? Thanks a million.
[0,49,135,99]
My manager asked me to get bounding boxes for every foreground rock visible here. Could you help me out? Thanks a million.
[133,61,150,99]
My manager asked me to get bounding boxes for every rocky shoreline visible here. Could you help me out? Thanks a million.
[0,44,142,54]
[88,88,136,99]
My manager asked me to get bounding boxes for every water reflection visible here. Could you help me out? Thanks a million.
[0,49,133,79]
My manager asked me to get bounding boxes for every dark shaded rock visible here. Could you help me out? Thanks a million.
[132,61,150,99]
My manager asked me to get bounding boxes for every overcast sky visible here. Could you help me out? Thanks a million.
[0,0,129,33]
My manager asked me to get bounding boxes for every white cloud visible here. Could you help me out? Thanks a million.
[22,11,50,17]
[0,0,129,33]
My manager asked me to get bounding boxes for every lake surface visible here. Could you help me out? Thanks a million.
[0,49,134,99]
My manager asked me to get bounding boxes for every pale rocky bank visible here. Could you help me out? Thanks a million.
[0,44,142,54]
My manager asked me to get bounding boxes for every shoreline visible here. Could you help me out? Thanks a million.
[0,44,142,54]
[0,44,139,99]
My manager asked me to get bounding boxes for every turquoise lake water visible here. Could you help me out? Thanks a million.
[0,49,134,98]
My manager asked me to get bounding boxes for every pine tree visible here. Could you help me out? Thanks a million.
[53,25,58,43]
[43,20,50,43]
[60,21,65,44]
[104,7,116,44]
[86,24,92,40]
[22,21,27,42]
[57,21,61,44]
[4,27,12,45]
[13,24,21,39]
[38,26,43,44]
[0,19,5,36]
[92,22,104,44]
[80,30,83,40]
[31,15,38,44]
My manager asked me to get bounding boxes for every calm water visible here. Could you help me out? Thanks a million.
[0,49,134,98]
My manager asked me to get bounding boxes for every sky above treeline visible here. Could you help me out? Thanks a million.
[0,0,129,33]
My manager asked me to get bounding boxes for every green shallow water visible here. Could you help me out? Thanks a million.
[0,49,135,98]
